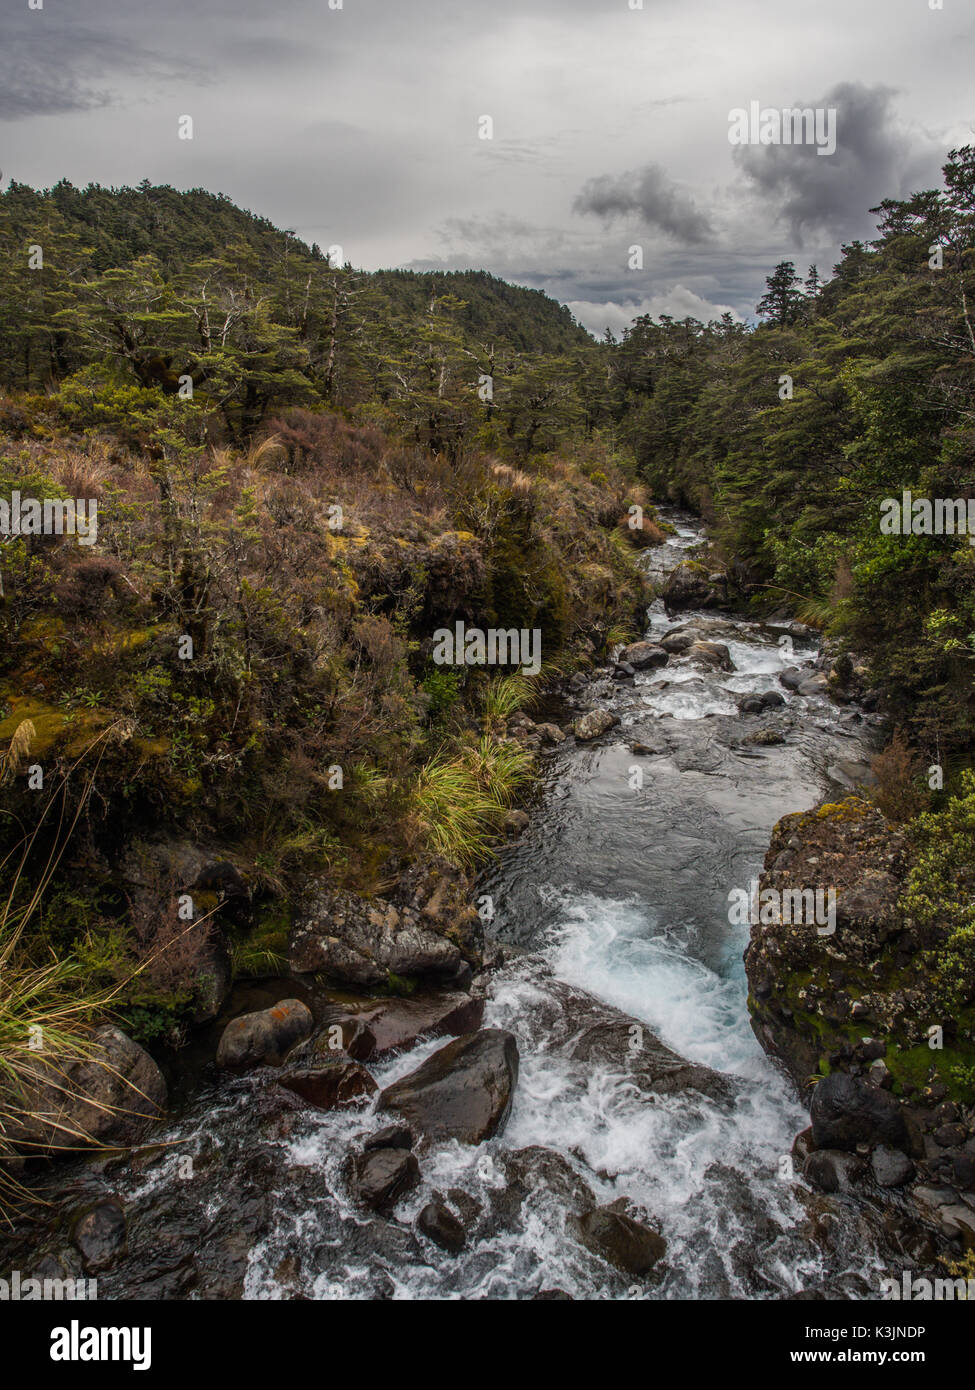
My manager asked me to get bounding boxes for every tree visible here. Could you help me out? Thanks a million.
[756,261,805,327]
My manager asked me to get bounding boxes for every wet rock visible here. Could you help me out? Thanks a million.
[567,1014,732,1103]
[744,728,786,746]
[662,563,718,612]
[760,690,786,709]
[536,723,565,745]
[417,1200,466,1254]
[737,696,764,714]
[659,629,701,654]
[364,1123,415,1152]
[496,1146,596,1224]
[951,1153,975,1190]
[687,641,734,672]
[378,1028,519,1145]
[533,1289,574,1300]
[792,1126,815,1166]
[810,1073,909,1153]
[504,809,530,835]
[216,999,313,1069]
[289,883,466,986]
[779,667,805,691]
[871,1145,915,1188]
[613,661,635,680]
[867,1058,893,1090]
[804,1149,866,1193]
[3,1024,167,1153]
[619,641,669,671]
[296,992,485,1063]
[573,709,620,741]
[278,1059,377,1110]
[934,1123,969,1148]
[798,673,829,697]
[937,1204,975,1246]
[572,1205,666,1275]
[353,1147,420,1212]
[71,1198,127,1272]
[190,929,235,1026]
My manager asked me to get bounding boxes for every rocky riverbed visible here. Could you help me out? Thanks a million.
[3,509,969,1299]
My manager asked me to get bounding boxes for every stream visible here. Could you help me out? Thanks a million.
[10,511,909,1300]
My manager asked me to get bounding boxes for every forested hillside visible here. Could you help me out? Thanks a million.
[608,145,975,766]
[0,151,972,1088]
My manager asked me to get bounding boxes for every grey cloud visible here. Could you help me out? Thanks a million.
[733,82,941,243]
[0,9,199,121]
[573,164,714,244]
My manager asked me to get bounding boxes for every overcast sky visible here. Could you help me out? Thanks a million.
[3,0,973,335]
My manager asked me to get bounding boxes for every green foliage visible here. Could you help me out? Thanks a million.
[608,146,975,763]
[902,770,975,1011]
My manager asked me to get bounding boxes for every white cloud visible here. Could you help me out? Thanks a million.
[568,287,743,339]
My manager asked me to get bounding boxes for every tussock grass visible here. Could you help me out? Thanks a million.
[411,736,535,866]
[0,726,219,1217]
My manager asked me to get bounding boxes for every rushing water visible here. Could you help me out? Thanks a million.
[9,512,906,1300]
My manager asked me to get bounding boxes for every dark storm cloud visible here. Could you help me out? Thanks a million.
[573,165,714,245]
[733,82,942,243]
[0,7,197,121]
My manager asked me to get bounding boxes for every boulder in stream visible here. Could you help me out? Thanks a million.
[810,1073,909,1153]
[571,1204,667,1275]
[278,1059,377,1110]
[294,991,485,1064]
[573,709,620,741]
[417,1199,467,1254]
[378,1028,519,1145]
[2,1024,167,1153]
[216,999,313,1069]
[619,641,669,671]
[353,1147,420,1212]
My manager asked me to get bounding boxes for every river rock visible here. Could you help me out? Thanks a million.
[687,641,734,672]
[417,1200,466,1254]
[871,1145,916,1188]
[2,1024,167,1153]
[71,1198,127,1272]
[278,1060,377,1110]
[798,673,829,697]
[660,629,701,654]
[662,563,717,612]
[619,641,669,670]
[500,1146,596,1220]
[573,709,620,741]
[296,992,485,1063]
[505,809,530,835]
[364,1123,415,1152]
[810,1073,909,1152]
[289,885,465,986]
[536,723,565,745]
[353,1147,420,1212]
[803,1149,865,1193]
[779,667,806,691]
[567,1013,733,1103]
[572,1205,667,1275]
[377,1028,519,1145]
[216,999,313,1069]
